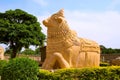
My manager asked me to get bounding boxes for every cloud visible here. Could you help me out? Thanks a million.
[64,10,120,48]
[31,0,48,6]
[107,0,120,10]
[39,10,120,48]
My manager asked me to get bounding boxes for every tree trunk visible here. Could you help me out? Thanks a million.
[10,41,18,58]
[40,46,46,62]
[11,48,17,58]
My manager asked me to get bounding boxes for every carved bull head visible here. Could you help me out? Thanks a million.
[43,9,65,28]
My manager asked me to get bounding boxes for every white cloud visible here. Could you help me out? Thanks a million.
[31,0,48,6]
[64,10,120,48]
[39,10,120,48]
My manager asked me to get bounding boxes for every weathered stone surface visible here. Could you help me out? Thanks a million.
[42,9,100,70]
[0,46,4,60]
[110,57,120,66]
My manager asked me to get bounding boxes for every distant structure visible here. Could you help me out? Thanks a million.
[0,46,4,60]
[42,9,100,70]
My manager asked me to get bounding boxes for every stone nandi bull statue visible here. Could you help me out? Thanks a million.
[42,9,100,70]
[0,46,4,60]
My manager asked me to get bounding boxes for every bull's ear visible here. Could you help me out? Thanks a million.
[57,17,63,23]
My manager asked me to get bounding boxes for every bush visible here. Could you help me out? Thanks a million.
[38,66,120,80]
[38,69,56,80]
[35,47,40,55]
[1,57,39,80]
[100,62,110,66]
[21,48,35,55]
[0,60,8,75]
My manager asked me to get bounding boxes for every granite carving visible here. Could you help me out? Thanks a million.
[42,9,100,70]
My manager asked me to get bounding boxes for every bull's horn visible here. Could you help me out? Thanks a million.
[57,9,64,17]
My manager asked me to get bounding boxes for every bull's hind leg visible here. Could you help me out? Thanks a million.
[85,52,100,67]
[42,52,70,70]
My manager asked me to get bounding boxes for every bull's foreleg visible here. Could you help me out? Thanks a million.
[42,54,56,70]
[53,52,70,68]
[42,52,70,70]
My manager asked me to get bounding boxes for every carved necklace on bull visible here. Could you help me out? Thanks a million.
[47,20,80,53]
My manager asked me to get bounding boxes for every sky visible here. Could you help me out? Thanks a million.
[0,0,120,49]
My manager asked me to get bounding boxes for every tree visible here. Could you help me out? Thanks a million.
[100,45,120,54]
[35,47,41,55]
[100,45,107,54]
[21,48,35,55]
[0,9,46,58]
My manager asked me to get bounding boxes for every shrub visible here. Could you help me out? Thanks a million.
[38,66,120,80]
[109,66,120,79]
[35,47,40,55]
[38,69,56,80]
[1,57,39,80]
[0,60,8,75]
[21,48,35,55]
[100,62,110,66]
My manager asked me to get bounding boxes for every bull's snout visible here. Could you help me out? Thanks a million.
[43,20,47,25]
[43,18,52,27]
[43,19,49,27]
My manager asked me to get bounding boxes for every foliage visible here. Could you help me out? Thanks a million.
[0,9,46,58]
[4,48,12,54]
[100,45,120,54]
[38,69,56,80]
[0,60,8,75]
[1,57,39,80]
[100,62,110,67]
[35,47,41,55]
[21,48,35,55]
[38,66,120,80]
